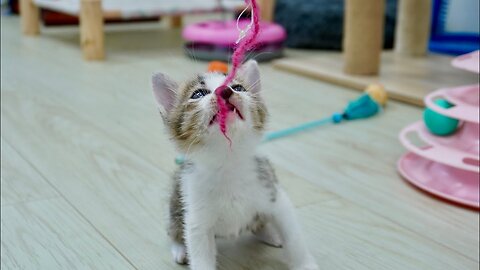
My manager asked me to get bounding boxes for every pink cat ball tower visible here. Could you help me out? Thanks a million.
[398,51,480,209]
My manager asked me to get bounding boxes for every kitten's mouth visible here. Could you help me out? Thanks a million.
[226,102,244,120]
[209,102,244,125]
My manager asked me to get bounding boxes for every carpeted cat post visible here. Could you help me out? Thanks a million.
[258,0,276,22]
[343,0,385,75]
[394,0,432,56]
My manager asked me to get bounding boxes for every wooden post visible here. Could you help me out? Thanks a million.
[20,0,40,35]
[258,0,276,22]
[169,15,183,28]
[343,0,385,75]
[80,0,105,60]
[395,0,432,56]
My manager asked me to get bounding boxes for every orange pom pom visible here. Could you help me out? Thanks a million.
[207,61,229,74]
[365,83,388,106]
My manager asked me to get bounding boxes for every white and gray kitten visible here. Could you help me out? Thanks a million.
[152,60,318,270]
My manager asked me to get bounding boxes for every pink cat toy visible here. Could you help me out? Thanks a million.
[182,18,286,62]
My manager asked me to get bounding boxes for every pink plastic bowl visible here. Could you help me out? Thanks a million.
[182,19,286,46]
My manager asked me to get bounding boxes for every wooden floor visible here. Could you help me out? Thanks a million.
[1,16,479,270]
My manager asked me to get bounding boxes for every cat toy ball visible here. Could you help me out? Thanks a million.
[208,61,229,74]
[423,99,459,136]
[183,21,286,62]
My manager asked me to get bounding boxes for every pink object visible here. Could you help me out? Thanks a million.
[399,121,479,172]
[182,20,286,46]
[215,0,261,139]
[398,152,479,209]
[424,84,480,123]
[451,50,480,73]
[398,50,480,208]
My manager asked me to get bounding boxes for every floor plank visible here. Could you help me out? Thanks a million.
[1,198,134,270]
[1,90,182,270]
[1,138,58,206]
[297,200,478,270]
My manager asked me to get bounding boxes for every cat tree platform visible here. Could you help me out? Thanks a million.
[273,51,478,106]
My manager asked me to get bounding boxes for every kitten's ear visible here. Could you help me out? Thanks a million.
[238,60,261,93]
[152,72,178,115]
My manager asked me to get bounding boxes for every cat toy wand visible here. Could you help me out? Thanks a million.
[264,83,388,141]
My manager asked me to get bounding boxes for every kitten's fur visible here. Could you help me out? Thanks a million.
[152,60,318,270]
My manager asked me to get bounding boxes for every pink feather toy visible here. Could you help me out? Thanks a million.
[215,0,261,141]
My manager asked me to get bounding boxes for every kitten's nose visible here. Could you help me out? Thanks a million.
[220,87,233,100]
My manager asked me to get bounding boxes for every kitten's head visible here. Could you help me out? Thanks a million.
[152,60,267,153]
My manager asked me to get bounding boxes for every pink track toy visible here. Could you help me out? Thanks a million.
[397,50,480,209]
[182,19,286,62]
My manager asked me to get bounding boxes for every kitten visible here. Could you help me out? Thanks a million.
[152,60,318,270]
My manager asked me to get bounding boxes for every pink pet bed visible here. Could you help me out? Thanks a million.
[182,19,286,62]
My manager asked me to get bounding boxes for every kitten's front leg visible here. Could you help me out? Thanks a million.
[271,190,319,270]
[184,212,217,270]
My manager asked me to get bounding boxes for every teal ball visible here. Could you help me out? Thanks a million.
[175,156,185,165]
[423,99,459,136]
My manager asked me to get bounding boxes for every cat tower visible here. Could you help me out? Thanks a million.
[20,0,278,60]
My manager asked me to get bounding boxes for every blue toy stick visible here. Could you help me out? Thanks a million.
[264,93,380,141]
[263,117,332,141]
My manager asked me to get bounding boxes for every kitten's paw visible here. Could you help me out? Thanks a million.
[254,223,283,248]
[171,242,188,265]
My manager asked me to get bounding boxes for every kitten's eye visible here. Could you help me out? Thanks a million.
[231,84,246,92]
[190,89,211,99]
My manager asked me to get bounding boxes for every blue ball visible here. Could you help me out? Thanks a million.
[175,156,185,165]
[332,113,343,123]
[423,99,459,136]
